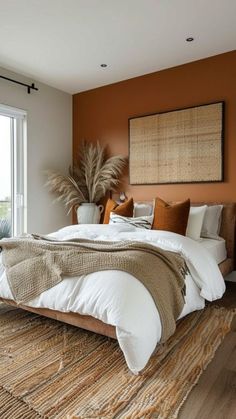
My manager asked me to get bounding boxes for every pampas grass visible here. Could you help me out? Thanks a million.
[46,141,126,214]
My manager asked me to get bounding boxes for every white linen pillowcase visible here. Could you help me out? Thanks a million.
[109,213,154,229]
[201,205,223,240]
[186,205,207,240]
[134,203,153,217]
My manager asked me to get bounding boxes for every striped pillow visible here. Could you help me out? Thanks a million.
[103,198,134,224]
[109,213,153,229]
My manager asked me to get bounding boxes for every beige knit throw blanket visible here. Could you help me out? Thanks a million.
[0,235,189,342]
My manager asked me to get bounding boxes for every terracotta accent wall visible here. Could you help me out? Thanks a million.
[73,51,236,203]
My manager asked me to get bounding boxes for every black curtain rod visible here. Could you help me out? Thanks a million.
[0,75,39,94]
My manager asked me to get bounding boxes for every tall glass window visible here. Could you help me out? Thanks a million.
[0,115,11,238]
[0,105,27,237]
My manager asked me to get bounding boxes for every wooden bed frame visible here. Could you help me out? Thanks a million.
[1,201,236,340]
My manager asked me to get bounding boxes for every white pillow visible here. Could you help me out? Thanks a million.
[109,213,154,229]
[186,206,207,240]
[201,205,223,240]
[134,203,153,217]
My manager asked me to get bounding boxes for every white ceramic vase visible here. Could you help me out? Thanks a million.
[76,203,104,224]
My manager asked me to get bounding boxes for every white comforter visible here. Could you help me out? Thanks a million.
[0,224,225,374]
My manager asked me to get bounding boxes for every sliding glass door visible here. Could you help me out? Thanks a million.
[0,104,27,237]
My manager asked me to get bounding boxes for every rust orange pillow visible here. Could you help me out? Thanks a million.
[103,198,134,224]
[152,197,190,235]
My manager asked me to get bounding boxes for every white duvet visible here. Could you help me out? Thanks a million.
[0,224,225,374]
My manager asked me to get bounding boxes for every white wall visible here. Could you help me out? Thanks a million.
[0,67,72,233]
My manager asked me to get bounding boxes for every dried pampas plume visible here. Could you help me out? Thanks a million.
[45,141,127,214]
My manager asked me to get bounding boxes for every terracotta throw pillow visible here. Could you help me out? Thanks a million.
[152,197,190,235]
[103,198,134,224]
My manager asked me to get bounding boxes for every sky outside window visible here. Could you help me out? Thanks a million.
[0,115,11,201]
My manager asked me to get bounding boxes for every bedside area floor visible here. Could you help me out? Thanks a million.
[178,280,236,419]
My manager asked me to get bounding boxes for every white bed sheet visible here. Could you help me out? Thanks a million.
[200,238,227,264]
[0,225,225,374]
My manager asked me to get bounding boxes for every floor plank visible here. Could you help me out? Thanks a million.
[195,368,236,419]
[178,281,236,419]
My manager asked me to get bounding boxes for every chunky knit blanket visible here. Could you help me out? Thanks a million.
[0,235,188,342]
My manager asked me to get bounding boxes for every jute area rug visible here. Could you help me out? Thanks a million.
[0,304,235,419]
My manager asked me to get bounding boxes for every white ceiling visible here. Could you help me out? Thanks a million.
[0,0,235,94]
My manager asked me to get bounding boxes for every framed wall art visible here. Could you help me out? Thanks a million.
[129,101,224,185]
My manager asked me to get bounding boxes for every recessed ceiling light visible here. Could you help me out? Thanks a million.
[186,37,194,42]
[100,63,107,68]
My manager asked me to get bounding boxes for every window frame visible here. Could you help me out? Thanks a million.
[0,103,27,236]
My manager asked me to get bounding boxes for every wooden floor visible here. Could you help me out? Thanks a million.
[178,281,236,419]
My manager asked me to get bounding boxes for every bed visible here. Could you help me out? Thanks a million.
[193,202,236,276]
[0,201,235,374]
